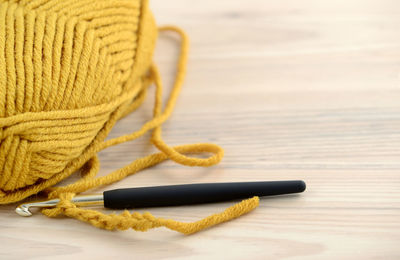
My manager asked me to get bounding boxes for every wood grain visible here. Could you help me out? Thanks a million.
[1,0,400,259]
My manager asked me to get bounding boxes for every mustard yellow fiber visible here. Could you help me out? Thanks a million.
[0,0,259,234]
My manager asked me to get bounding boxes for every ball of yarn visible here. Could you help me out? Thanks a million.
[0,0,157,198]
[0,0,256,235]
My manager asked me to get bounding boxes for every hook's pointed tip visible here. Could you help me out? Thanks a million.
[16,205,32,217]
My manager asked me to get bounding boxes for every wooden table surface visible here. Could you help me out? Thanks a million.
[1,0,400,259]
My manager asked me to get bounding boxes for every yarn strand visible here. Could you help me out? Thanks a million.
[41,27,259,234]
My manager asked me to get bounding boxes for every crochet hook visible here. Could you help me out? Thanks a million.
[15,180,306,217]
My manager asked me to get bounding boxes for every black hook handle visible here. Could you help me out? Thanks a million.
[104,180,306,209]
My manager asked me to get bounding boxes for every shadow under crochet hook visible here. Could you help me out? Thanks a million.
[16,180,306,217]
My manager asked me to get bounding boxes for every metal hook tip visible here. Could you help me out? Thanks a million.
[15,195,103,217]
[16,205,32,217]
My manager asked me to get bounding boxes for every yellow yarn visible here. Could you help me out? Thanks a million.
[0,0,259,234]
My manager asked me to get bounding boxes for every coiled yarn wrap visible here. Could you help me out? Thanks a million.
[0,0,259,234]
